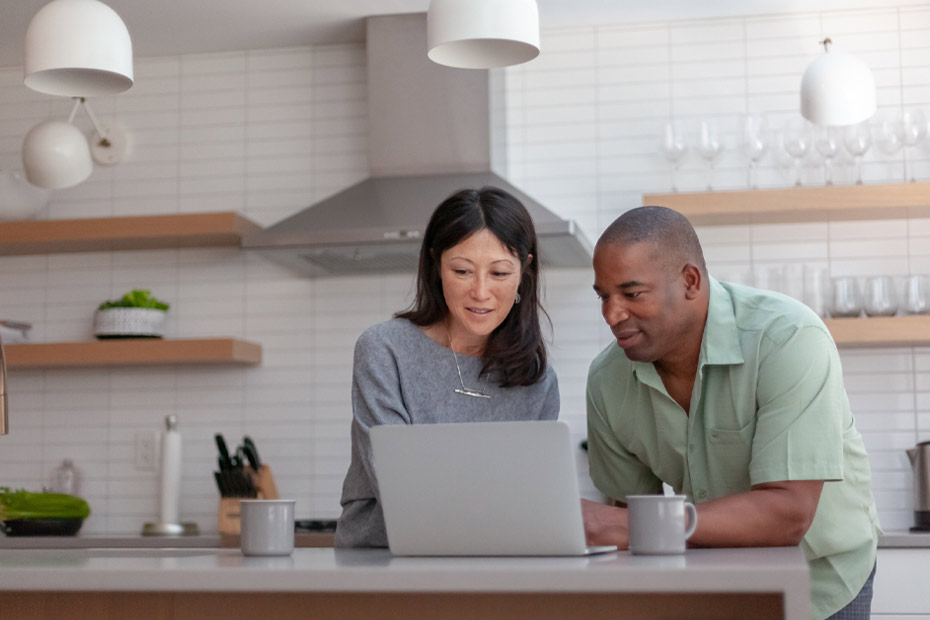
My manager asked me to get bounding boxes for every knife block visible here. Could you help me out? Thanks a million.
[217,464,279,536]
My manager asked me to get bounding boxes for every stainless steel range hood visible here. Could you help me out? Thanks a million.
[243,13,592,277]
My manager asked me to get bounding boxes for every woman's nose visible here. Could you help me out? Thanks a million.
[471,274,491,299]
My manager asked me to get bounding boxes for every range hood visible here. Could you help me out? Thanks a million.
[243,13,592,277]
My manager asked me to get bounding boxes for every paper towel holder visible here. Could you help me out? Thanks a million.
[142,414,200,536]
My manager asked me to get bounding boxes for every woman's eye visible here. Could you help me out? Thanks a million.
[492,271,513,278]
[454,269,469,275]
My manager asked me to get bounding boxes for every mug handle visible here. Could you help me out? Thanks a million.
[683,502,698,540]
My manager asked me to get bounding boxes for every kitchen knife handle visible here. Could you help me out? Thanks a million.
[242,436,262,470]
[215,433,233,470]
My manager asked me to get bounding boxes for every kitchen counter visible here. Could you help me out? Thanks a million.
[878,529,930,548]
[0,546,809,620]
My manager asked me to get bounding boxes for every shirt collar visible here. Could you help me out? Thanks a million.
[701,275,744,366]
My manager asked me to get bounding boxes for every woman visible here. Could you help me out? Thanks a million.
[334,186,560,547]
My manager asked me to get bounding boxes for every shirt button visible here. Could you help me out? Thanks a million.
[698,489,708,499]
[688,443,695,452]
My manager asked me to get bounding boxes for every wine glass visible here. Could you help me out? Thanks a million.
[661,121,688,193]
[843,122,871,185]
[782,118,812,187]
[901,108,927,182]
[814,125,840,186]
[696,120,723,191]
[740,114,767,189]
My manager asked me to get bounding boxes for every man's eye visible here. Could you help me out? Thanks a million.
[626,291,641,300]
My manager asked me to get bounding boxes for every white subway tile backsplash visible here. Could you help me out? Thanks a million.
[1,8,927,533]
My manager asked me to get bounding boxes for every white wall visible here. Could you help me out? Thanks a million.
[0,4,927,534]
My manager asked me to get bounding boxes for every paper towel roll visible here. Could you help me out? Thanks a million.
[159,415,182,525]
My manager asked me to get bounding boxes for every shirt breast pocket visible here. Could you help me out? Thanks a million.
[706,421,754,492]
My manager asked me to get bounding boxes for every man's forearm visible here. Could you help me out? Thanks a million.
[688,480,824,548]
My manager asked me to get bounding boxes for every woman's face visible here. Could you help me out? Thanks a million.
[439,228,524,349]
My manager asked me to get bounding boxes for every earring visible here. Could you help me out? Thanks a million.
[514,292,521,304]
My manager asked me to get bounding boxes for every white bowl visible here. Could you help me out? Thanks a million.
[94,308,166,339]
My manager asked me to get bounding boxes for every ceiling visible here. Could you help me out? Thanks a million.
[0,0,923,68]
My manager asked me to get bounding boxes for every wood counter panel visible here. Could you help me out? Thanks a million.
[2,591,783,620]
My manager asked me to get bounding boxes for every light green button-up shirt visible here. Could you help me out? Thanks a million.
[586,277,880,620]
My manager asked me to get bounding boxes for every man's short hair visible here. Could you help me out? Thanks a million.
[597,206,707,275]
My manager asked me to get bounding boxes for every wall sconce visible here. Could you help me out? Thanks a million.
[22,97,130,190]
[800,37,876,126]
[427,0,540,69]
[24,0,133,97]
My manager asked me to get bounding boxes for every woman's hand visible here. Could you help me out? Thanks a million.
[581,498,630,548]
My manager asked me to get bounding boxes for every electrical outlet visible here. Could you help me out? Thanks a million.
[134,431,158,471]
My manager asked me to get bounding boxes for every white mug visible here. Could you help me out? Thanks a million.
[240,499,296,557]
[627,494,697,555]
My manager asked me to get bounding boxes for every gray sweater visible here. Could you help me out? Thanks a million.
[334,318,560,547]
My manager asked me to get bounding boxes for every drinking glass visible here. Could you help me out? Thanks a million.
[830,276,862,318]
[863,276,898,317]
[814,125,840,186]
[661,121,688,193]
[696,120,723,191]
[740,114,767,189]
[782,118,812,187]
[843,122,871,185]
[902,274,930,315]
[803,266,830,318]
[902,109,927,182]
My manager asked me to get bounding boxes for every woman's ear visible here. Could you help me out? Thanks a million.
[524,253,534,268]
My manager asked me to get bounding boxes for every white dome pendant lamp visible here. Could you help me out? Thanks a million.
[24,0,133,97]
[427,0,540,69]
[800,37,876,126]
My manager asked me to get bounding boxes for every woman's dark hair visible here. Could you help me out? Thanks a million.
[396,186,548,387]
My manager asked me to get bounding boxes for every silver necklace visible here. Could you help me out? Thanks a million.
[448,330,490,399]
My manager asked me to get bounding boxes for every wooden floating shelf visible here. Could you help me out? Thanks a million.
[0,211,261,256]
[5,338,262,369]
[644,182,930,226]
[825,316,930,349]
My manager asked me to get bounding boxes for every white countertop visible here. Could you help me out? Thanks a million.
[878,530,930,548]
[0,546,807,594]
[0,547,811,620]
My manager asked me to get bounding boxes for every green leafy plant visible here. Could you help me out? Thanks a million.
[0,487,90,520]
[97,289,170,312]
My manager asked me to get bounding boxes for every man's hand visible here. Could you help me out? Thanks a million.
[581,498,629,548]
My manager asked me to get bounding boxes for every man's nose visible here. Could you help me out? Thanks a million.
[603,298,629,325]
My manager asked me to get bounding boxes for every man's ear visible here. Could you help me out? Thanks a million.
[681,264,703,299]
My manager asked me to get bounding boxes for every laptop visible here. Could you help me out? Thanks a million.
[370,420,617,556]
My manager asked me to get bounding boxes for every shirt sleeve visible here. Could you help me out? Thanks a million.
[586,370,663,502]
[749,324,846,485]
[345,328,412,501]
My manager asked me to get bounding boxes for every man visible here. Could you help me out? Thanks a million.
[582,206,880,620]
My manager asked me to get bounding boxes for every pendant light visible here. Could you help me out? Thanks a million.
[427,0,540,69]
[800,38,876,127]
[24,0,133,97]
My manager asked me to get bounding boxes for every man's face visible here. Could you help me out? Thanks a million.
[592,241,690,364]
